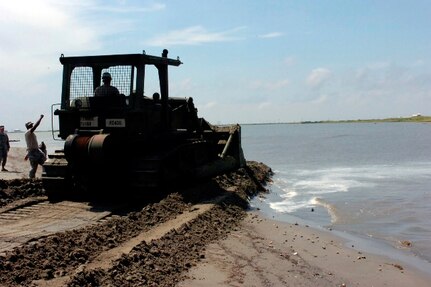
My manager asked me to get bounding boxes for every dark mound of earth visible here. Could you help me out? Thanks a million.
[0,161,272,287]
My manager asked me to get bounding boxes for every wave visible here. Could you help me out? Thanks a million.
[311,197,341,224]
[268,163,431,228]
[269,198,314,213]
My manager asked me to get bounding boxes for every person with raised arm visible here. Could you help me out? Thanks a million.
[24,115,46,179]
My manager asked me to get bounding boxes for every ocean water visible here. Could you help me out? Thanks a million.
[8,130,65,151]
[242,123,431,273]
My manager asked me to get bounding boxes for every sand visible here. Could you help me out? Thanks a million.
[1,147,431,286]
[0,147,43,180]
[179,211,431,286]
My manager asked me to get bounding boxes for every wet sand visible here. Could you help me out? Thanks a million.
[179,210,431,286]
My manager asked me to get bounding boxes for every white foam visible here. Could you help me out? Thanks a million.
[268,163,431,222]
[269,199,313,213]
[279,188,297,199]
[294,179,350,193]
[312,197,340,224]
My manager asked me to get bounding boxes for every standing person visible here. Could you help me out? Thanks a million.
[0,125,10,171]
[24,115,46,179]
[94,72,120,97]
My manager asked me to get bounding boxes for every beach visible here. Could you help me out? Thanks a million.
[1,148,430,286]
[0,147,43,181]
[180,210,431,286]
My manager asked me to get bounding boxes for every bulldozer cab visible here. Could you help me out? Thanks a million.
[55,49,184,139]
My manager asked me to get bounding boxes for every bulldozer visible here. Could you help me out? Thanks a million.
[42,49,245,198]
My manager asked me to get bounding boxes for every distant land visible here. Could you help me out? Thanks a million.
[242,115,431,125]
[299,115,431,124]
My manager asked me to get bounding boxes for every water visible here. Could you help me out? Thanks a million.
[242,122,431,273]
[8,130,65,151]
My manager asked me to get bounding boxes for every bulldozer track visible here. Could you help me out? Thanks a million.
[0,198,123,256]
[0,192,229,258]
[0,191,232,287]
[31,201,217,287]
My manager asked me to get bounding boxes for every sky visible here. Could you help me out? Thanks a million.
[1,0,431,130]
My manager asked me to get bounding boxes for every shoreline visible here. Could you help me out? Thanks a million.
[254,197,431,277]
[179,210,431,286]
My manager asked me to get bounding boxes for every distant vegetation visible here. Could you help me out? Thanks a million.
[242,115,431,126]
[300,115,431,124]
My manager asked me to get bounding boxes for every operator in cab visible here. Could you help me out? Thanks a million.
[94,72,120,97]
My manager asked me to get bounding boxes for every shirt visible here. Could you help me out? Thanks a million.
[25,130,39,150]
[0,133,9,151]
[94,85,120,97]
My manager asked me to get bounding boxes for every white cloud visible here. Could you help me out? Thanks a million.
[412,59,425,67]
[144,26,246,46]
[306,68,331,88]
[258,32,283,38]
[272,79,290,90]
[0,0,167,81]
[352,62,410,92]
[202,101,217,109]
[94,2,166,13]
[0,1,68,28]
[0,1,102,90]
[0,0,168,130]
[0,0,165,56]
